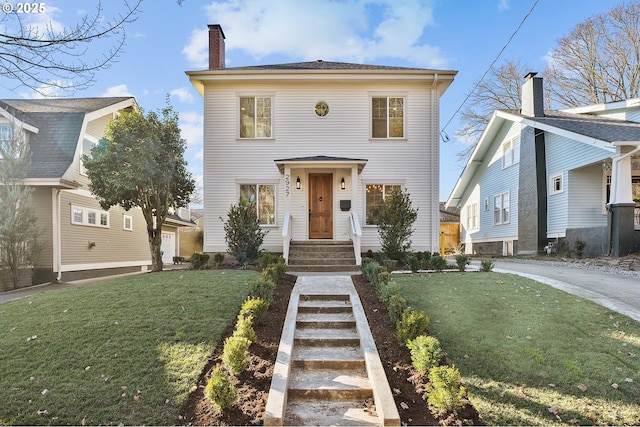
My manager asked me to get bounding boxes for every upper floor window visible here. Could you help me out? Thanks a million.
[502,136,520,168]
[80,137,98,175]
[372,97,404,138]
[365,184,402,225]
[240,97,272,138]
[239,184,276,225]
[493,191,510,225]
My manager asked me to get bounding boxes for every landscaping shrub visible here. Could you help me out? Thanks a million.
[396,308,430,345]
[371,265,387,287]
[222,336,251,376]
[378,279,400,303]
[387,293,409,322]
[259,252,279,270]
[407,335,445,374]
[429,255,448,272]
[406,254,421,272]
[455,254,471,272]
[376,188,418,261]
[574,238,586,258]
[205,364,237,410]
[221,199,268,264]
[233,314,256,344]
[479,258,495,272]
[249,277,275,304]
[261,261,286,283]
[213,253,225,268]
[383,259,397,273]
[426,365,466,413]
[190,253,210,269]
[239,297,269,325]
[376,271,392,288]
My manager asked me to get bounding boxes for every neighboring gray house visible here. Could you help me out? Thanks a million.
[447,73,640,257]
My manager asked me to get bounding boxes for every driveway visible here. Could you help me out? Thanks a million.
[484,259,640,323]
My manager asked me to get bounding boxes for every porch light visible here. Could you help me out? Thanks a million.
[296,176,301,189]
[341,177,346,190]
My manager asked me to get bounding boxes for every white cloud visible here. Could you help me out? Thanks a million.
[497,0,510,11]
[20,80,74,99]
[183,0,448,69]
[170,87,195,104]
[179,111,203,148]
[102,84,134,97]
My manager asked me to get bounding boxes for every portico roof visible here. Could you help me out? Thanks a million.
[274,155,368,173]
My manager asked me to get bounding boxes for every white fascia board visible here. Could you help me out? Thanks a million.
[562,97,640,114]
[0,107,39,133]
[84,97,137,122]
[496,110,616,153]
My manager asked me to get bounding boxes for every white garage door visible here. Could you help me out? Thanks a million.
[161,232,175,265]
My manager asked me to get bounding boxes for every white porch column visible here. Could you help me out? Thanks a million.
[350,165,358,212]
[608,143,640,256]
[610,148,635,204]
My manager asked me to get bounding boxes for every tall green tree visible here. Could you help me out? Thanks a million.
[0,123,41,289]
[83,103,195,271]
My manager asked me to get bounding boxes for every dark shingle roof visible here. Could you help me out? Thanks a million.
[227,60,434,72]
[0,98,133,179]
[506,109,640,143]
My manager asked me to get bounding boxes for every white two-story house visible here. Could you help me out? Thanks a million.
[187,25,456,265]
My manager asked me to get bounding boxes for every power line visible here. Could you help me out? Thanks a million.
[441,0,540,139]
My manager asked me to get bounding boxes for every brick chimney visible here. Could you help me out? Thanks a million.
[208,24,225,69]
[521,72,543,117]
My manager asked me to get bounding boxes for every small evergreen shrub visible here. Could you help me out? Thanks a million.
[376,188,418,261]
[387,294,409,322]
[429,255,448,272]
[213,253,225,268]
[378,279,400,303]
[479,258,495,272]
[376,271,392,288]
[406,254,421,272]
[455,255,471,272]
[221,199,268,264]
[407,335,444,373]
[426,365,466,413]
[239,297,269,325]
[259,251,279,270]
[574,238,587,258]
[222,336,251,376]
[233,314,256,344]
[383,259,397,273]
[190,253,210,269]
[396,308,430,345]
[249,277,275,304]
[261,262,286,283]
[361,259,380,282]
[371,266,387,287]
[205,364,237,410]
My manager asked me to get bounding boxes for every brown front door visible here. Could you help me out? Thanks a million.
[309,173,333,239]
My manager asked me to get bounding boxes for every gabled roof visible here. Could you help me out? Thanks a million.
[0,97,135,180]
[274,155,368,173]
[447,102,640,208]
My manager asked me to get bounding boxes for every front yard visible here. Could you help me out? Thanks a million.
[0,270,257,426]
[394,272,640,425]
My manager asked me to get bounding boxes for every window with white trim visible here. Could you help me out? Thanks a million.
[239,184,276,225]
[549,172,563,195]
[493,192,510,225]
[80,137,99,175]
[466,202,478,230]
[0,124,14,160]
[365,184,402,225]
[372,97,404,138]
[123,214,133,231]
[71,205,110,228]
[239,97,272,138]
[502,137,520,168]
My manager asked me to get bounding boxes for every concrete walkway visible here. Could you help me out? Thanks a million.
[484,260,640,323]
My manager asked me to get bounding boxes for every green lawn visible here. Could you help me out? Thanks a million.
[0,270,258,426]
[394,272,640,426]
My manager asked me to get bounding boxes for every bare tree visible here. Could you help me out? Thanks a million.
[545,1,640,107]
[0,123,41,290]
[455,59,531,160]
[0,1,142,96]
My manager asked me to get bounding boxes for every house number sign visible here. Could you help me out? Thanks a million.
[285,173,290,197]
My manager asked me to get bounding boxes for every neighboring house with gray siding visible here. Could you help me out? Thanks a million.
[0,98,192,287]
[447,73,640,257]
[187,25,456,260]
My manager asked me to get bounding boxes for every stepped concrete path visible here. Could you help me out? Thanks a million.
[264,275,400,426]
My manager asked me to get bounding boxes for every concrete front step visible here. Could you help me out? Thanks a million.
[288,257,357,266]
[296,312,356,329]
[287,264,361,272]
[295,327,360,347]
[292,345,364,370]
[287,241,358,272]
[288,368,373,400]
[283,399,380,426]
[298,301,353,314]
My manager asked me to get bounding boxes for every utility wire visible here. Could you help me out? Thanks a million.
[441,0,540,139]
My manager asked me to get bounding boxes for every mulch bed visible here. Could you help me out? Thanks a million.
[179,273,481,426]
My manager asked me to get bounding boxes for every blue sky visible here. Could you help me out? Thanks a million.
[0,0,621,203]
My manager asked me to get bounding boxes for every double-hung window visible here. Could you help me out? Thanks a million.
[240,97,272,138]
[365,184,402,225]
[502,137,520,168]
[240,184,276,225]
[493,192,510,225]
[467,203,478,230]
[372,97,404,138]
[80,136,99,175]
